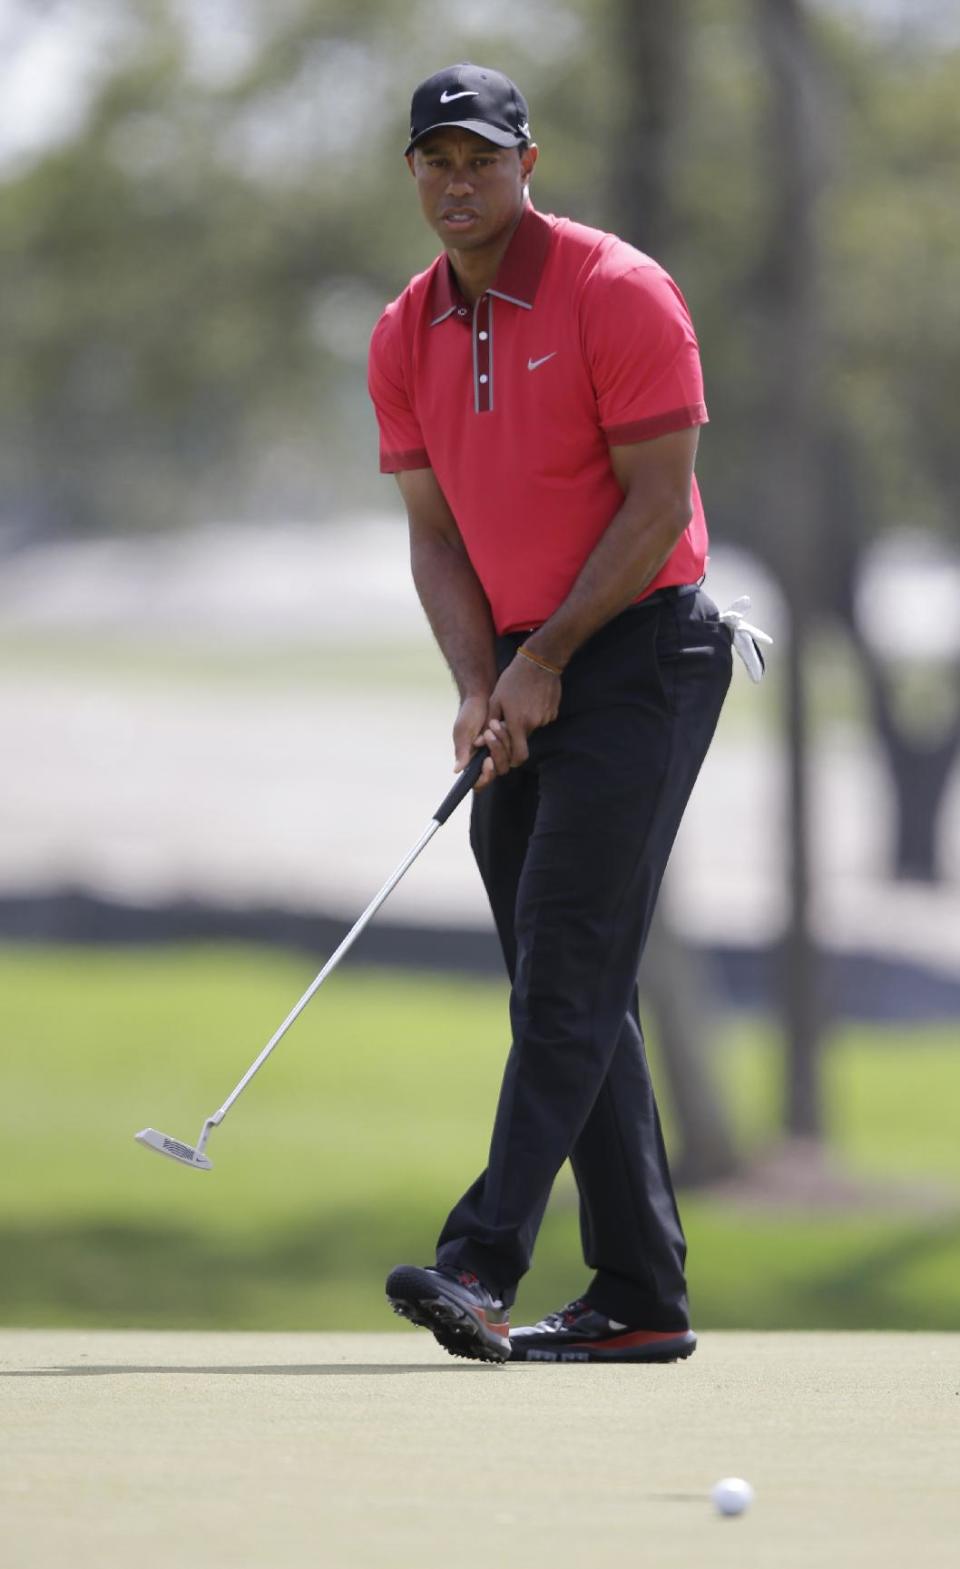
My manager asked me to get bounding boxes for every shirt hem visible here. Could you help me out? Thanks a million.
[498,575,705,635]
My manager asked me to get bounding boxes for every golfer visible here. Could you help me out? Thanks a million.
[370,63,733,1363]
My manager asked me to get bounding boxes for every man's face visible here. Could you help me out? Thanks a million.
[407,128,538,252]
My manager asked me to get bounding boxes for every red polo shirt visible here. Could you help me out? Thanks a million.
[368,205,709,634]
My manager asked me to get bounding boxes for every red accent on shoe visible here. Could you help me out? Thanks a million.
[477,1312,510,1340]
[571,1327,691,1352]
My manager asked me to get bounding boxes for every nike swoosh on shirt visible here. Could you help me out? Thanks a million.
[439,89,480,103]
[527,353,557,372]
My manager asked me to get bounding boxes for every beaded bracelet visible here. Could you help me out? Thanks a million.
[518,643,564,678]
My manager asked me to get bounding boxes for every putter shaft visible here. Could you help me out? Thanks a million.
[206,819,440,1134]
[137,749,488,1168]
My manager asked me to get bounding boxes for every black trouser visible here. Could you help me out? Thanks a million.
[435,588,733,1328]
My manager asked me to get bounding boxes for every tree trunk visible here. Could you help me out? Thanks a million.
[847,622,960,882]
[889,738,960,879]
[614,0,741,1180]
[827,429,960,884]
[612,0,689,254]
[753,0,828,1138]
[642,911,741,1186]
[782,613,822,1134]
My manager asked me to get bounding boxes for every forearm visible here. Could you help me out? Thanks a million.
[410,529,498,699]
[524,496,690,672]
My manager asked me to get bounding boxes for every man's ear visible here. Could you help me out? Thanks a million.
[405,151,417,177]
[520,143,539,184]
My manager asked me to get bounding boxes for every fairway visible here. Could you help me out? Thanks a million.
[3,1331,957,1569]
[3,948,960,1332]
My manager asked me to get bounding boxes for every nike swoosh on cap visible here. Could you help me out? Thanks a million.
[527,353,557,371]
[439,89,480,104]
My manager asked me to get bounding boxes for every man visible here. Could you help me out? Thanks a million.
[369,62,734,1365]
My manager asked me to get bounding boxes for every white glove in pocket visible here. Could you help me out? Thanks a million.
[719,596,773,684]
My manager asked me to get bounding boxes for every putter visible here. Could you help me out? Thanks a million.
[135,747,490,1171]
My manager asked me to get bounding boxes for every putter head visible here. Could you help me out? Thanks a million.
[135,1127,213,1171]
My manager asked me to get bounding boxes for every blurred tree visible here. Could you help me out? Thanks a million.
[670,2,960,886]
[0,10,337,535]
[819,31,960,882]
[829,434,960,883]
[749,0,828,1139]
[607,0,740,1184]
[0,0,593,538]
[607,0,690,256]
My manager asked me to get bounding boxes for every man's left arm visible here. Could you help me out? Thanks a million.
[481,428,698,765]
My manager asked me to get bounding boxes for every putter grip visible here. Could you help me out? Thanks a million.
[432,748,490,825]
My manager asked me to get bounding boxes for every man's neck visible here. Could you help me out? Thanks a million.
[446,208,525,305]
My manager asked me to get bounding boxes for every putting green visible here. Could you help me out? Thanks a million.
[2,1331,957,1568]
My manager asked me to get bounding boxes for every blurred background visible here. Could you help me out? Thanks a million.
[2,0,958,1333]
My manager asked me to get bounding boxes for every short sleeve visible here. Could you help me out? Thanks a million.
[367,309,430,473]
[583,262,708,445]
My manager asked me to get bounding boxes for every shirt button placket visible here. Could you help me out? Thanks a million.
[475,295,492,414]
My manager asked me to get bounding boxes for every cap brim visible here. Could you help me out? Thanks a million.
[405,119,525,155]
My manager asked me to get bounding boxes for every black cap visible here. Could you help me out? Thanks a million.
[405,63,531,156]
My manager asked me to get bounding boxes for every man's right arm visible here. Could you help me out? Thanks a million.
[395,469,506,785]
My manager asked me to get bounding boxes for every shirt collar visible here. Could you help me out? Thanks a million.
[429,206,553,326]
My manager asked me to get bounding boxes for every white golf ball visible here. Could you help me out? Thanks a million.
[711,1476,754,1516]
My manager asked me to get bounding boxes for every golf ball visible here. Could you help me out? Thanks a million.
[711,1476,754,1516]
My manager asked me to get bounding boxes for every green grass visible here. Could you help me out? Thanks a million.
[2,946,958,1331]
